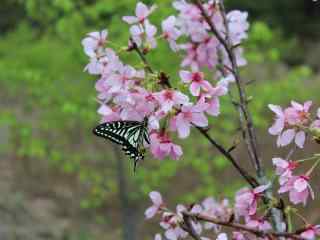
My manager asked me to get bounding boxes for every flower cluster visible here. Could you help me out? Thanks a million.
[268,101,320,148]
[82,1,249,161]
[145,188,320,240]
[145,191,232,240]
[273,157,317,206]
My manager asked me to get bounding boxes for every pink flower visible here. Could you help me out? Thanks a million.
[272,157,298,185]
[268,104,285,135]
[160,208,188,240]
[180,70,212,96]
[278,175,314,205]
[227,10,249,45]
[82,30,108,58]
[98,105,121,122]
[84,48,121,76]
[268,101,312,148]
[145,191,164,219]
[180,43,200,70]
[162,16,181,51]
[107,64,136,93]
[201,197,231,231]
[144,20,157,49]
[235,184,269,217]
[300,225,320,240]
[154,90,189,113]
[170,100,208,138]
[245,216,272,231]
[150,132,183,160]
[196,37,219,68]
[202,84,228,117]
[129,20,157,48]
[123,2,157,24]
[285,101,312,126]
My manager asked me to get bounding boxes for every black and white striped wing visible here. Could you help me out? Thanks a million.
[93,120,149,170]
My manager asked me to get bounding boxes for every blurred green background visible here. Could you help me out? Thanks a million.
[0,0,319,240]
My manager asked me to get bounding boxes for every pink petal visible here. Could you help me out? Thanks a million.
[295,130,305,148]
[268,117,285,135]
[145,206,158,219]
[122,16,139,24]
[191,113,208,127]
[301,230,315,240]
[179,70,192,83]
[149,191,163,205]
[303,101,312,111]
[291,101,304,111]
[190,82,201,96]
[171,145,183,160]
[268,104,283,116]
[278,129,296,147]
[136,2,149,19]
[272,158,288,168]
[177,116,191,138]
[293,178,308,192]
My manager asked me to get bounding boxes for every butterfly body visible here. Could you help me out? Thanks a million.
[93,117,149,170]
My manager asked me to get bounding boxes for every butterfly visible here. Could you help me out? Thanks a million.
[93,117,150,171]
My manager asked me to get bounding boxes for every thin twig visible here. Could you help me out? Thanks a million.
[195,126,258,187]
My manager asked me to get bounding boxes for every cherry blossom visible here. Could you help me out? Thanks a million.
[82,30,108,58]
[278,175,314,205]
[154,90,189,113]
[179,70,212,96]
[84,48,121,76]
[162,16,181,51]
[235,184,269,217]
[98,105,121,123]
[272,157,298,184]
[245,216,272,232]
[122,2,157,24]
[227,10,249,45]
[268,101,313,148]
[170,100,209,138]
[150,132,183,160]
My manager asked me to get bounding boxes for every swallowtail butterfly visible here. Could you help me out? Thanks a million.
[93,117,150,171]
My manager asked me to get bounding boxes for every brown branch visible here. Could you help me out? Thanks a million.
[195,126,258,187]
[183,212,306,240]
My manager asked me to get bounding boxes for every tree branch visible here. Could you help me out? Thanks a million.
[183,212,306,240]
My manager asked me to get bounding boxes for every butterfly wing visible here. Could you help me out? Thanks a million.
[93,120,148,170]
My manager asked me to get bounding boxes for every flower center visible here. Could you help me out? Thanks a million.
[191,72,203,82]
